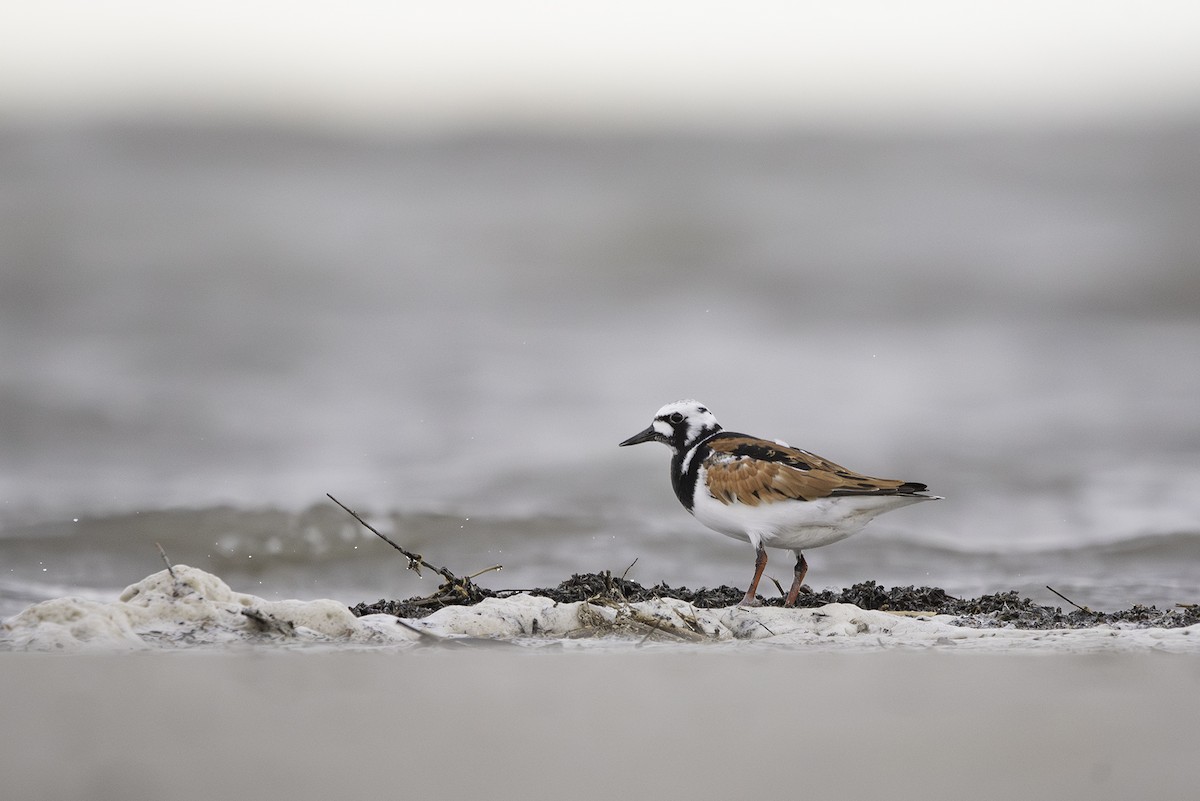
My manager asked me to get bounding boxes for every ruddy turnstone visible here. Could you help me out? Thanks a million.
[619,399,941,607]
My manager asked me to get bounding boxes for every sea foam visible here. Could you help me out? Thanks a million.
[3,566,1198,652]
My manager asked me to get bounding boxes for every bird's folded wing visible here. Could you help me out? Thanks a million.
[704,435,927,506]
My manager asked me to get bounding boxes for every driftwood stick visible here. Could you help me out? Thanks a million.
[155,542,177,580]
[635,615,668,647]
[620,557,639,582]
[1046,585,1090,613]
[392,617,446,643]
[327,493,501,608]
[327,493,449,581]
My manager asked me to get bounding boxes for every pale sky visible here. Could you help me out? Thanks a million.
[2,0,1199,131]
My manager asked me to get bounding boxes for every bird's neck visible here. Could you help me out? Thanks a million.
[670,430,721,511]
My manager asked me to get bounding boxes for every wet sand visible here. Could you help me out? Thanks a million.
[2,649,1195,801]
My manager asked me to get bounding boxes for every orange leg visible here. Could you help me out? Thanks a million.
[783,551,809,608]
[739,544,768,607]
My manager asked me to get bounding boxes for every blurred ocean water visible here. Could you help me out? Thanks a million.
[2,123,1198,616]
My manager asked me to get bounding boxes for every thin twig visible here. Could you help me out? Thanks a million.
[241,607,296,636]
[155,542,176,580]
[466,564,504,580]
[635,616,667,647]
[328,493,462,583]
[1046,585,1090,613]
[768,575,786,598]
[328,493,500,609]
[620,557,639,582]
[392,617,445,643]
[673,605,709,637]
[624,606,707,642]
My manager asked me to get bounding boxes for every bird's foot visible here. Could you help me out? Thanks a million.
[736,594,762,608]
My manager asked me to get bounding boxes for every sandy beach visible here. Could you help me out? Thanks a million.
[2,648,1196,801]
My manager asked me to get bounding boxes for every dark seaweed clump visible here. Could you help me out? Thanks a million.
[349,573,1200,630]
[349,589,497,621]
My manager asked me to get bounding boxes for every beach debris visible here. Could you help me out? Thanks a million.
[327,493,497,611]
[1045,585,1091,613]
[4,565,1200,651]
[240,607,297,637]
[519,569,718,642]
[155,542,176,580]
[350,573,1200,631]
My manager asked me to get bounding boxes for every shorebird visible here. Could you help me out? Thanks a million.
[620,399,941,607]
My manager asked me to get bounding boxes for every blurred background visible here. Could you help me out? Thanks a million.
[2,1,1198,614]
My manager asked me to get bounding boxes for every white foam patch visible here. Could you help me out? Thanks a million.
[2,566,1198,652]
[0,566,421,651]
[420,593,584,638]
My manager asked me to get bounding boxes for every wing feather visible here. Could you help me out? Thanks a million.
[703,434,928,506]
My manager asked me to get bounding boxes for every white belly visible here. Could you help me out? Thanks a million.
[690,470,934,551]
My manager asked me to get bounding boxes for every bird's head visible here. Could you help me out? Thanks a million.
[619,399,722,453]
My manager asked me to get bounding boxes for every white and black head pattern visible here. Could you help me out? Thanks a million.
[618,399,722,453]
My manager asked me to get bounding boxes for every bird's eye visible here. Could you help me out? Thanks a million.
[669,412,684,424]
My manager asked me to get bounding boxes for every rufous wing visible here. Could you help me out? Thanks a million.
[703,435,927,506]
